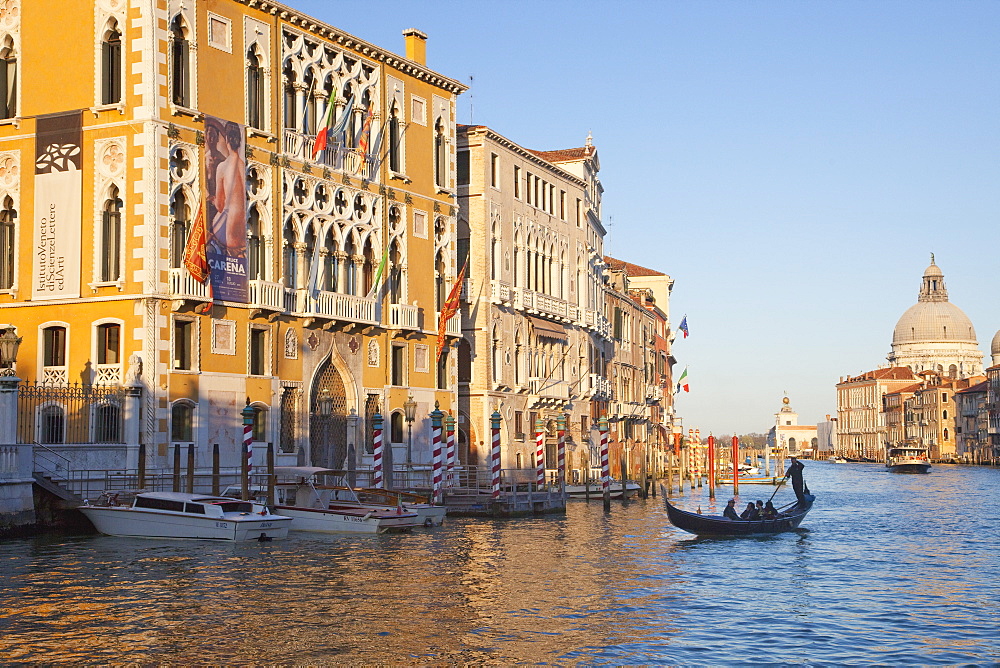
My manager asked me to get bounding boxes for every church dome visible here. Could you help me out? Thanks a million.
[892,301,976,344]
[991,329,1000,363]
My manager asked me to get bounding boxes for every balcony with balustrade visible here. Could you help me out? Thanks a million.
[436,311,461,337]
[490,279,512,305]
[529,377,570,405]
[387,303,420,331]
[284,288,377,326]
[283,130,378,182]
[168,268,210,302]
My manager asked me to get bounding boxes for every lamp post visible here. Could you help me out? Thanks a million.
[0,326,22,376]
[404,394,417,468]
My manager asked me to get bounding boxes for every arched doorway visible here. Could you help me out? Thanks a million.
[310,359,349,469]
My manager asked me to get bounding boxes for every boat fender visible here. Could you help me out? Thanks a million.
[362,511,374,520]
[423,517,434,527]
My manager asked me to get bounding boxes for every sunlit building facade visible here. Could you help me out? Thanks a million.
[456,125,610,480]
[0,0,465,483]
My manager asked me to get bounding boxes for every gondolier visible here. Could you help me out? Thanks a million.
[784,456,808,504]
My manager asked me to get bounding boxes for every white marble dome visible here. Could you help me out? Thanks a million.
[991,329,1000,365]
[887,258,983,377]
[892,301,976,344]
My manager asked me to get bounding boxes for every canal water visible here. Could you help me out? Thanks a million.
[2,461,999,664]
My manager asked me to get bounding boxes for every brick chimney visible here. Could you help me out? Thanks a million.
[402,28,427,65]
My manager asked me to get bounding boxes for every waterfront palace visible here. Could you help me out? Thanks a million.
[0,0,679,529]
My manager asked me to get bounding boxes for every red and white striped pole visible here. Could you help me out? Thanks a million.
[490,410,502,500]
[445,413,457,488]
[372,411,384,488]
[535,419,546,488]
[557,415,566,490]
[241,399,255,501]
[600,414,610,492]
[431,403,444,504]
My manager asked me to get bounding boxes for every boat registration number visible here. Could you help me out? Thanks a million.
[259,522,273,528]
[215,522,229,528]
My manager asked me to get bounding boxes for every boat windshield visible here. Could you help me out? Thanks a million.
[215,501,254,514]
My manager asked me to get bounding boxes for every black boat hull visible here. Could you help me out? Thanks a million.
[664,495,814,536]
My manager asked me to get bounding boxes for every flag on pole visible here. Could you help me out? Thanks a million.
[182,202,208,283]
[679,315,689,339]
[356,104,375,154]
[311,92,337,159]
[676,367,689,394]
[436,259,468,362]
[365,244,391,299]
[313,94,355,158]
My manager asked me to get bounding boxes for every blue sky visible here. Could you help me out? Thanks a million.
[299,0,1000,435]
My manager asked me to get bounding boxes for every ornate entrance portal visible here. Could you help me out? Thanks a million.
[310,359,349,469]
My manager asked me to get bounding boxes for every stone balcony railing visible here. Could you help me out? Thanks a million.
[168,267,210,300]
[283,130,377,182]
[387,303,420,330]
[529,377,570,401]
[436,311,461,336]
[490,279,512,304]
[285,288,377,324]
[588,373,612,400]
[249,280,285,312]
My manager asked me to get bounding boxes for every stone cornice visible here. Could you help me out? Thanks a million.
[459,125,589,189]
[236,0,468,95]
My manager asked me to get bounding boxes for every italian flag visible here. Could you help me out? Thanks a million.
[676,367,689,393]
[312,93,337,159]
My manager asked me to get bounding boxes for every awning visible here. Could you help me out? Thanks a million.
[529,316,567,342]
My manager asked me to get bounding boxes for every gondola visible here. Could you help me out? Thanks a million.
[663,493,815,536]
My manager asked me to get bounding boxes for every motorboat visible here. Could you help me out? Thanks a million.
[886,446,931,474]
[328,484,447,527]
[564,479,641,500]
[268,467,423,533]
[79,491,291,541]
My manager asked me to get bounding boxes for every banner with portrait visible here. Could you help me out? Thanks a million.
[203,115,248,303]
[33,111,83,300]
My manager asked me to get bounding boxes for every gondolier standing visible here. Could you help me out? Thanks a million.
[784,456,808,505]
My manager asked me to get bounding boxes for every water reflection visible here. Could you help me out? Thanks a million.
[1,463,999,663]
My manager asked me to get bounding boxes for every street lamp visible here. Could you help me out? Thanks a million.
[404,394,417,467]
[0,326,22,376]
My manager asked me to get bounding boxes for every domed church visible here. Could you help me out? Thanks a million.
[887,256,983,378]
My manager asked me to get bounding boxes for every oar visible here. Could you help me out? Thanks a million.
[767,476,787,504]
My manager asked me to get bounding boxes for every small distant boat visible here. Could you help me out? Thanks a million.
[79,491,291,541]
[886,446,931,474]
[664,494,815,536]
[830,456,848,463]
[565,479,641,500]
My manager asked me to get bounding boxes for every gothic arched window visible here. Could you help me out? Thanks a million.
[101,23,122,105]
[100,186,123,282]
[169,15,190,107]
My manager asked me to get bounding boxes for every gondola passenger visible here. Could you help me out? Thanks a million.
[740,502,760,520]
[761,501,778,519]
[723,499,742,521]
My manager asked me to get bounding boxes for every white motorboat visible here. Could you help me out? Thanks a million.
[330,484,447,527]
[79,491,291,541]
[886,445,931,474]
[565,479,641,500]
[266,467,423,534]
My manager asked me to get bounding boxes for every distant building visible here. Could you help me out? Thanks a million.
[836,367,917,460]
[954,380,988,462]
[815,415,837,459]
[887,257,983,377]
[771,396,816,457]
